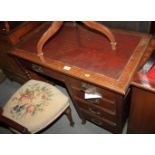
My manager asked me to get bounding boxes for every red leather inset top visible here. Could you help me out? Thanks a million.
[16,22,141,80]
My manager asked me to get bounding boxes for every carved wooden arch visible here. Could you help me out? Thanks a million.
[36,21,117,57]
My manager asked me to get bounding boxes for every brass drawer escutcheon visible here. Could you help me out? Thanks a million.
[32,64,44,73]
[91,118,103,126]
[88,108,101,115]
[86,98,100,104]
[81,82,97,94]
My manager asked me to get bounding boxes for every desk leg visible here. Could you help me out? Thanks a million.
[81,119,86,124]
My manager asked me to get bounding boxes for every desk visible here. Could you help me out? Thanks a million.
[9,22,151,133]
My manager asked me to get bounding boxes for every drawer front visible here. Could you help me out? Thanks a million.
[20,59,67,82]
[69,78,117,101]
[71,87,116,112]
[80,108,118,133]
[74,97,117,123]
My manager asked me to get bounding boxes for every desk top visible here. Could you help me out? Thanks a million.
[11,22,151,95]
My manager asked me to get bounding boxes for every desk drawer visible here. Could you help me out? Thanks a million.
[69,78,117,101]
[21,59,67,82]
[80,108,118,133]
[74,97,116,123]
[71,87,116,112]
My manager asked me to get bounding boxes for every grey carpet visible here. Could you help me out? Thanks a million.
[0,79,127,134]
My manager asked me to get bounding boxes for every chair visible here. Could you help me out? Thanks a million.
[0,79,74,133]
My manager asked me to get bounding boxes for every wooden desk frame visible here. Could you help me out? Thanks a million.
[9,22,152,133]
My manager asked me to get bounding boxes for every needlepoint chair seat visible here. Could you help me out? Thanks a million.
[1,79,74,133]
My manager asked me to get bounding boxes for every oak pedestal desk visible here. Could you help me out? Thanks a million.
[9,22,151,133]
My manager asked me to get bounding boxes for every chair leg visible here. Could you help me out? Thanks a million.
[64,106,74,127]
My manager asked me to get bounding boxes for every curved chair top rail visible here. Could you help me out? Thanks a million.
[36,21,117,57]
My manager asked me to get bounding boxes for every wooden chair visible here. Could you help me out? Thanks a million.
[0,79,74,133]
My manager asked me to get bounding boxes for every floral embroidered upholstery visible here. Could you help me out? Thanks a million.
[2,80,69,133]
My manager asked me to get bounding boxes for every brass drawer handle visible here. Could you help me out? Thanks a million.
[87,98,100,104]
[32,64,43,73]
[81,82,90,90]
[91,118,103,126]
[81,82,97,94]
[88,108,101,115]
